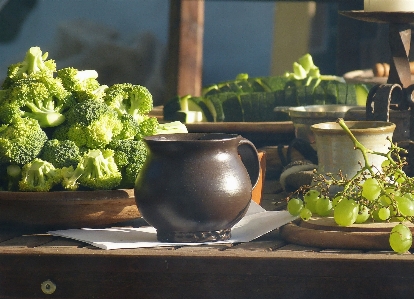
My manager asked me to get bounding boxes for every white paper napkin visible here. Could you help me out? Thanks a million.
[49,201,296,250]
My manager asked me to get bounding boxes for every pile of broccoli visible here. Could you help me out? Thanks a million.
[0,46,187,192]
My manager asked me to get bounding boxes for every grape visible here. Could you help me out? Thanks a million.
[287,198,304,216]
[404,193,414,201]
[315,196,332,216]
[394,170,406,184]
[381,159,391,170]
[304,190,320,213]
[389,223,412,253]
[378,207,391,221]
[385,187,400,197]
[332,195,343,208]
[355,205,370,224]
[371,208,383,222]
[379,194,391,207]
[362,178,381,201]
[334,198,358,226]
[300,207,312,221]
[395,196,414,217]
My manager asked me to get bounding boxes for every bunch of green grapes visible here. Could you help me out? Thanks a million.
[286,119,414,254]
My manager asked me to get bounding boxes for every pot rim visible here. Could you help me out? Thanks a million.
[288,105,358,118]
[144,133,241,142]
[310,121,396,135]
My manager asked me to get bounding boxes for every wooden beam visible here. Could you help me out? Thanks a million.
[166,0,204,103]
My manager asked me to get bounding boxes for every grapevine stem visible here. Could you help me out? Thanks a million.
[337,118,376,176]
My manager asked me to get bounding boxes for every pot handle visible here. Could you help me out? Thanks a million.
[237,137,260,189]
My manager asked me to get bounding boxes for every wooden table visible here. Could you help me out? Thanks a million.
[1,180,414,299]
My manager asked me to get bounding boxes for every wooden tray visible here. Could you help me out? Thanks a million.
[0,189,139,230]
[150,106,295,147]
[279,217,414,251]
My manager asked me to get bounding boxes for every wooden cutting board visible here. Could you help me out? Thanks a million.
[279,217,414,251]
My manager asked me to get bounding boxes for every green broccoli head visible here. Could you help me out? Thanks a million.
[66,100,123,148]
[76,149,122,190]
[116,113,141,140]
[107,139,148,188]
[135,116,159,140]
[57,67,106,102]
[0,77,73,127]
[2,47,56,89]
[61,165,83,191]
[40,139,81,168]
[104,83,153,121]
[18,158,61,192]
[0,117,48,165]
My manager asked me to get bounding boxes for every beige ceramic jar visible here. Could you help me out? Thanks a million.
[311,121,396,179]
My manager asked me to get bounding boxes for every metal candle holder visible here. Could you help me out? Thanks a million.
[340,11,414,175]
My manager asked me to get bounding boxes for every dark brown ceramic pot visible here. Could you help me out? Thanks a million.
[134,133,260,242]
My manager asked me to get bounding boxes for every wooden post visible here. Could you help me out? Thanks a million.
[166,0,204,103]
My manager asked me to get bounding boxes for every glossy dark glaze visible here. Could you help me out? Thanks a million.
[134,133,260,242]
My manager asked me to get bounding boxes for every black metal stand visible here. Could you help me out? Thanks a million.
[340,11,414,175]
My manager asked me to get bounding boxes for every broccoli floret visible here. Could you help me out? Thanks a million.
[116,113,141,140]
[40,139,81,168]
[61,165,83,191]
[0,117,48,165]
[6,164,22,191]
[0,164,22,191]
[136,115,159,140]
[75,149,122,190]
[0,76,72,127]
[57,67,106,102]
[66,100,122,148]
[104,83,153,121]
[2,47,56,89]
[18,158,61,192]
[107,139,147,188]
[117,113,159,141]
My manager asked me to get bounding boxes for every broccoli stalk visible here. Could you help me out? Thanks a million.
[6,164,22,191]
[19,158,61,192]
[61,166,84,191]
[155,121,188,135]
[0,76,72,127]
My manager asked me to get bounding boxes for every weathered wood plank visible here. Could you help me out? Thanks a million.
[0,234,54,248]
[166,0,204,102]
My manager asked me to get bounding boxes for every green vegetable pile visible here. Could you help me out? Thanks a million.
[286,119,413,253]
[0,46,187,192]
[163,54,370,123]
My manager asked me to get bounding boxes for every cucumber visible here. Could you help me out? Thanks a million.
[240,94,253,122]
[163,96,181,121]
[321,80,338,104]
[187,97,214,122]
[312,84,326,105]
[204,93,227,122]
[175,111,203,123]
[164,73,369,123]
[284,82,298,107]
[222,95,244,122]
